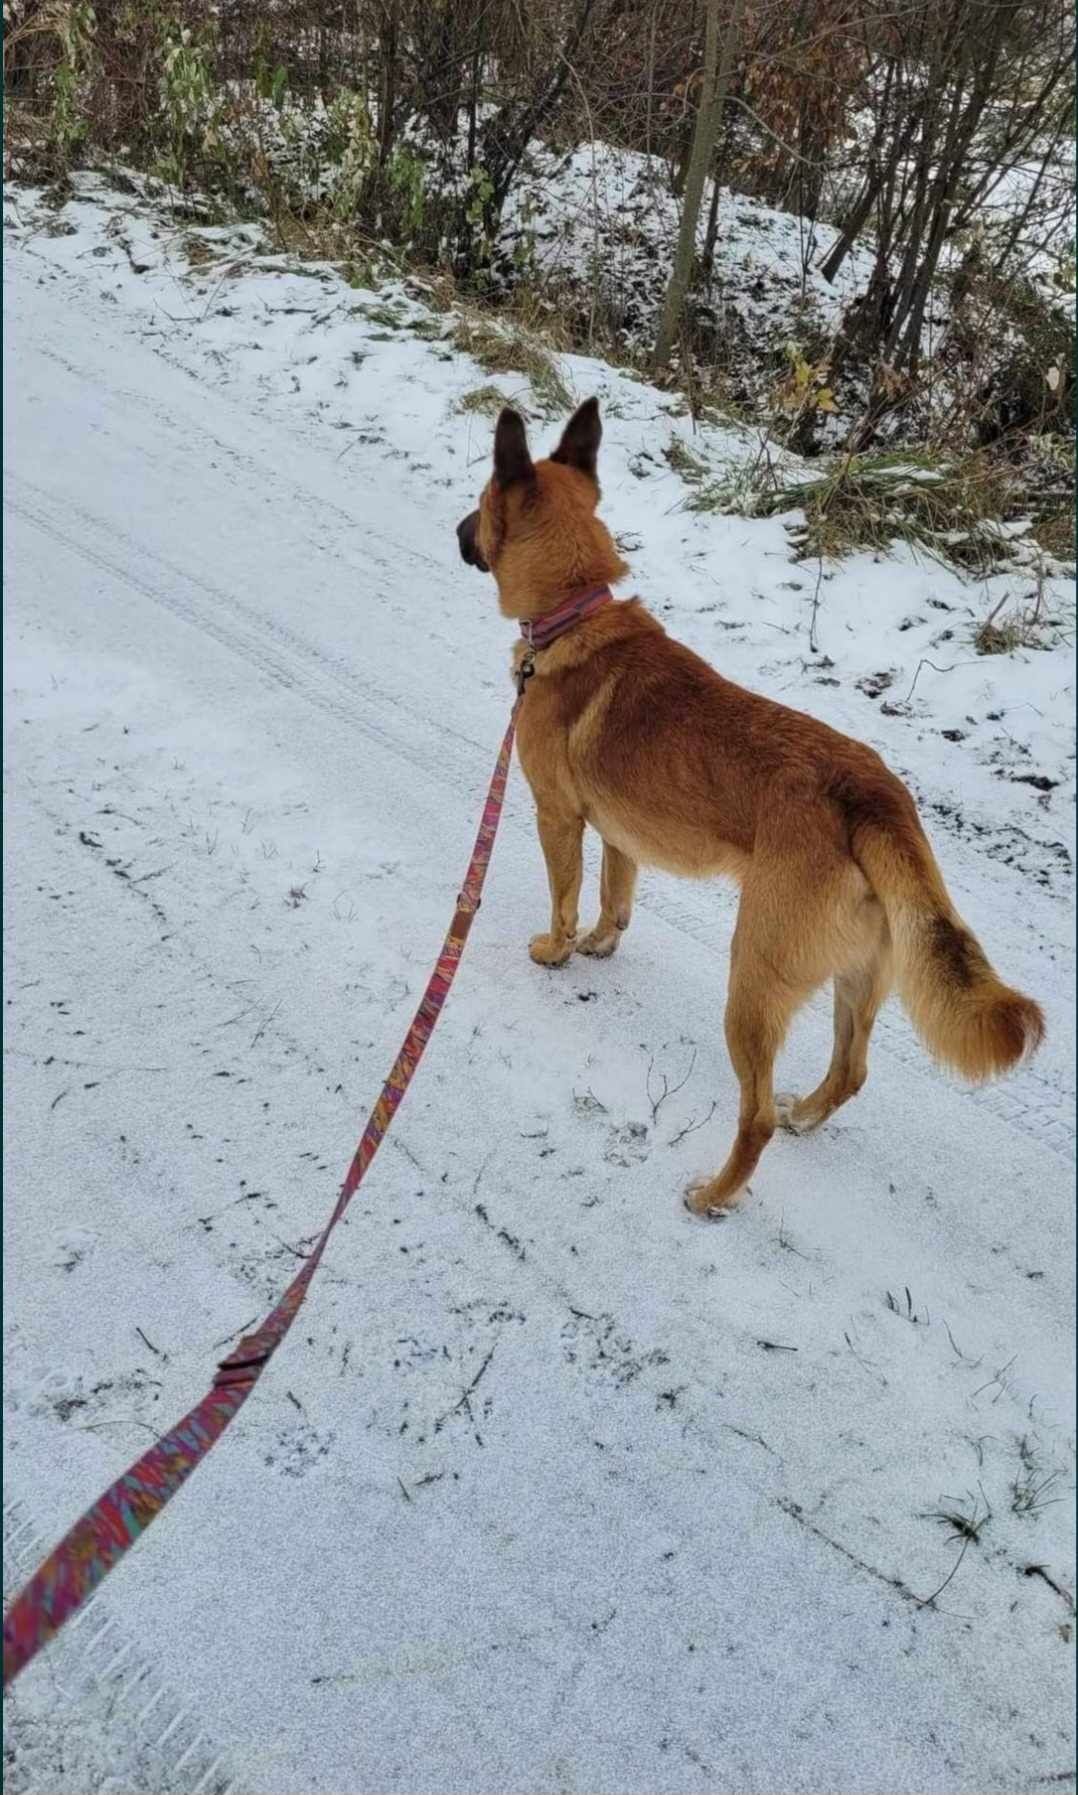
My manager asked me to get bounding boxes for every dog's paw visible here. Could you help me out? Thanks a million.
[577,925,619,958]
[683,1177,738,1219]
[774,1093,821,1135]
[529,932,575,967]
[774,1092,808,1135]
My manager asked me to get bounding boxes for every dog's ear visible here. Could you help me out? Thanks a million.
[551,397,601,477]
[493,409,535,489]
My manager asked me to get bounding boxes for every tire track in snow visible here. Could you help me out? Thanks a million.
[7,472,1072,1163]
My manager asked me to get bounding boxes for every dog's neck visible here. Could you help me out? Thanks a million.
[519,584,614,650]
[494,516,627,624]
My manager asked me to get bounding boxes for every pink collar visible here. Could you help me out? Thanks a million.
[519,585,613,651]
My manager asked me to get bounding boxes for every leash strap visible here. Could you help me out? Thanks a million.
[3,702,521,1688]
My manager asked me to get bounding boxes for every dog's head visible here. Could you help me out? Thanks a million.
[456,398,605,586]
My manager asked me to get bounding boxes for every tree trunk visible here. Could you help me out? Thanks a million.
[700,161,723,287]
[652,0,746,372]
[377,1,399,168]
[819,172,881,283]
[466,34,483,174]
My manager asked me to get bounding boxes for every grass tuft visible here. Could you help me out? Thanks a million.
[1012,1436,1066,1517]
[975,579,1074,656]
[923,1493,991,1544]
[451,314,573,416]
[1029,503,1075,563]
[885,1285,929,1326]
[690,448,1034,574]
[455,383,515,418]
[664,436,709,485]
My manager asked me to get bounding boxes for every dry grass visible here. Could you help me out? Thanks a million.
[450,314,573,417]
[182,234,217,267]
[664,436,708,485]
[1011,1436,1066,1518]
[1030,503,1075,562]
[455,383,514,417]
[690,448,1031,573]
[923,1494,991,1544]
[974,579,1074,656]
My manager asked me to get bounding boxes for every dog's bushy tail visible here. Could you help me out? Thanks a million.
[852,806,1044,1082]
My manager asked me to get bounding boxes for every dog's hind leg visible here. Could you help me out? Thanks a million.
[579,841,637,957]
[684,933,805,1214]
[776,901,892,1134]
[685,811,852,1214]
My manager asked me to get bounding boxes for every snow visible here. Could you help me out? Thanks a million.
[206,93,877,356]
[498,141,875,355]
[3,172,1075,1794]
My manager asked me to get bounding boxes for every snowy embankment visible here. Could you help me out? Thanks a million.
[3,173,1074,1795]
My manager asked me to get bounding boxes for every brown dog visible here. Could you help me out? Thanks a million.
[457,398,1044,1213]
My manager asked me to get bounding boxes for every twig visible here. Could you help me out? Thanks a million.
[668,1100,717,1147]
[943,1320,982,1367]
[971,1352,1018,1403]
[436,1340,498,1432]
[981,591,1011,632]
[77,1418,160,1439]
[809,555,824,653]
[268,1231,315,1261]
[720,1421,776,1455]
[250,1000,282,1051]
[472,1149,495,1197]
[843,1327,885,1386]
[900,656,980,708]
[647,1047,697,1124]
[1024,1564,1076,1613]
[916,1526,975,1608]
[135,1327,164,1359]
[211,1315,258,1351]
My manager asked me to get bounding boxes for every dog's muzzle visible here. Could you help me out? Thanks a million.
[456,510,489,573]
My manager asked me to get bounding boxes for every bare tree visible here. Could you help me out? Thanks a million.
[652,0,747,372]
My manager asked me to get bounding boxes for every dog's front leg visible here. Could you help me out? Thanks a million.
[530,807,584,966]
[579,841,637,956]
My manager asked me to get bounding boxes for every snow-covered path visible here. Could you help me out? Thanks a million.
[4,222,1074,1795]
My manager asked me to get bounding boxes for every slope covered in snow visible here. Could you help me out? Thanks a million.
[3,174,1075,1794]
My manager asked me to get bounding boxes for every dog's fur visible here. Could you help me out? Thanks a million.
[457,399,1045,1213]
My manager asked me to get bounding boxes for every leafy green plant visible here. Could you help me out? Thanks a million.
[772,341,836,419]
[386,147,426,239]
[52,2,97,161]
[465,165,494,233]
[323,89,373,222]
[158,20,219,189]
[255,59,288,110]
[13,0,101,169]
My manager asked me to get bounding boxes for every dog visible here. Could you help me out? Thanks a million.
[456,398,1045,1213]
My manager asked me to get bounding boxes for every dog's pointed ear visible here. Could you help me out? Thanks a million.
[551,397,601,476]
[493,409,534,489]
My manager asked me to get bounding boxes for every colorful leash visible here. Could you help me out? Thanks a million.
[3,700,522,1687]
